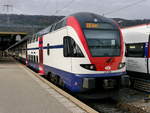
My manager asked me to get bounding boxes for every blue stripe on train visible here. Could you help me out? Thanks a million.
[43,64,126,92]
[43,45,63,49]
[27,45,63,50]
[145,42,148,57]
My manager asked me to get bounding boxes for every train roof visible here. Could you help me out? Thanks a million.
[70,12,114,23]
[7,12,119,50]
[121,23,150,30]
[69,12,118,29]
[36,12,118,36]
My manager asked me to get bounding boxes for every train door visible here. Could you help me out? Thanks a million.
[63,36,72,73]
[38,36,44,75]
[147,34,150,74]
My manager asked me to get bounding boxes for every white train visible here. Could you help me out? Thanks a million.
[121,24,150,91]
[8,12,126,97]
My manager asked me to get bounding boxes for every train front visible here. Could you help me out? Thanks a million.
[66,12,126,96]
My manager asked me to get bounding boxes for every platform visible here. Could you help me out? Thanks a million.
[0,57,87,113]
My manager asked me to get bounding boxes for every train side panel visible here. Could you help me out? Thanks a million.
[122,24,150,75]
[27,39,39,71]
[43,27,72,73]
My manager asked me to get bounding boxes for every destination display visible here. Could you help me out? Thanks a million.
[85,23,114,29]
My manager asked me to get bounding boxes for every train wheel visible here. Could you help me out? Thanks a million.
[47,72,52,80]
[54,75,59,85]
[50,73,58,84]
[59,78,64,88]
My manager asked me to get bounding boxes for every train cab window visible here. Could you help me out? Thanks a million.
[47,43,50,56]
[84,29,120,57]
[126,43,145,57]
[63,36,84,57]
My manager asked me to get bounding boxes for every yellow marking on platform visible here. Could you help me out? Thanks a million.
[15,60,98,113]
[0,32,27,35]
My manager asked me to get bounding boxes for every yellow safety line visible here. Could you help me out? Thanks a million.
[0,32,27,35]
[15,60,98,113]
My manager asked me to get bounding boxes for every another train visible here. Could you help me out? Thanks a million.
[121,24,150,92]
[8,12,126,97]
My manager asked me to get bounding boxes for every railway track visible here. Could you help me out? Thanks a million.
[83,98,130,113]
[42,75,131,113]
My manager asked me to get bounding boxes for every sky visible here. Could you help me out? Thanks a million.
[0,0,150,19]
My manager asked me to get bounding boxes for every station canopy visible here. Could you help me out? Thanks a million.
[0,32,27,51]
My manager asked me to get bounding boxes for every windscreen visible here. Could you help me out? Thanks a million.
[84,29,120,57]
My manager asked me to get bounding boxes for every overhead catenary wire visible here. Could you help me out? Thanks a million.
[51,0,76,22]
[103,0,147,16]
[53,0,76,15]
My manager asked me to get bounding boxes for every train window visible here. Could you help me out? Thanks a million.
[33,55,34,62]
[29,55,31,61]
[51,24,56,32]
[84,29,120,57]
[47,43,50,56]
[63,36,84,57]
[54,20,66,30]
[55,23,61,30]
[27,55,29,61]
[33,55,36,62]
[34,36,36,42]
[30,55,31,61]
[36,35,38,42]
[36,56,38,63]
[49,25,53,32]
[31,55,32,62]
[32,55,34,62]
[126,43,145,57]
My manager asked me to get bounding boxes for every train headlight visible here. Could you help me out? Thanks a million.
[80,64,96,71]
[118,62,125,69]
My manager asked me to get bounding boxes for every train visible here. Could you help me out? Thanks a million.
[7,12,126,98]
[121,24,150,92]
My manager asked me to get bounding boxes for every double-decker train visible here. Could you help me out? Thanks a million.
[8,12,126,97]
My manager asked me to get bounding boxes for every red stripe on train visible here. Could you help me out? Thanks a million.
[38,36,45,75]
